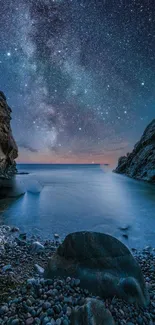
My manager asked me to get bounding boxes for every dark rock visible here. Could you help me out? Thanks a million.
[17,172,29,175]
[114,119,155,183]
[0,92,25,199]
[122,234,128,239]
[44,231,149,306]
[10,227,19,232]
[11,319,20,325]
[71,298,115,325]
[0,92,18,180]
[19,233,27,240]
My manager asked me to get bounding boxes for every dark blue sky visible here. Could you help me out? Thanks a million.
[0,0,154,164]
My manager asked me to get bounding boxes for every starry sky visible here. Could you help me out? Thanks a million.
[0,0,155,165]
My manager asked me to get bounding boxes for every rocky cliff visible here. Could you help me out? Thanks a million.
[0,91,18,179]
[114,119,155,183]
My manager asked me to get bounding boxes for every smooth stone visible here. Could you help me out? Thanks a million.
[55,319,62,325]
[11,320,20,325]
[71,298,115,325]
[137,316,143,325]
[42,302,51,310]
[48,320,56,325]
[47,308,54,316]
[66,306,72,317]
[27,278,37,286]
[45,231,149,306]
[31,241,44,253]
[34,318,41,325]
[74,279,80,286]
[54,234,59,239]
[25,318,34,325]
[2,264,12,272]
[42,317,50,325]
[0,305,9,315]
[62,320,69,325]
[34,264,44,274]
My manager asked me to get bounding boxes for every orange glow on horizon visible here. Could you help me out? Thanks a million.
[17,151,122,168]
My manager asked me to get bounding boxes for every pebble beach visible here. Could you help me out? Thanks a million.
[0,225,155,325]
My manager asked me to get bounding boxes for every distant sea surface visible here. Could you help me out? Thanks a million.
[0,163,155,248]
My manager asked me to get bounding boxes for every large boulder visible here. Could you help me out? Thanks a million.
[71,298,115,325]
[45,231,149,307]
[114,119,155,183]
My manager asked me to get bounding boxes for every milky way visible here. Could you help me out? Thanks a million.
[0,0,155,164]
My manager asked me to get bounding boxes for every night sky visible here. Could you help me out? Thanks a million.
[0,0,155,165]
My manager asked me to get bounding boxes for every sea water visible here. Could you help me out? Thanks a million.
[0,164,155,248]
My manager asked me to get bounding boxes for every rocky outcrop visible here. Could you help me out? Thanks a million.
[114,120,155,182]
[0,91,18,179]
[45,231,149,307]
[71,298,115,325]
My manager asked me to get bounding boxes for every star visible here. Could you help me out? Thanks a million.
[0,0,154,164]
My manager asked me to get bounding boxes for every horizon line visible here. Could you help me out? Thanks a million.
[17,162,110,165]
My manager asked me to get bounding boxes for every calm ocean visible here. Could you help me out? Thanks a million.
[0,164,155,248]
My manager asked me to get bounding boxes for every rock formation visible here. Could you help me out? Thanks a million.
[44,231,149,307]
[114,119,155,182]
[0,91,18,179]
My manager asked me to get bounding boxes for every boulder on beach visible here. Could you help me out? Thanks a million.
[45,231,149,306]
[71,298,115,325]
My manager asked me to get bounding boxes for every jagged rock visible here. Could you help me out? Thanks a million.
[44,231,149,306]
[71,298,115,325]
[0,91,18,179]
[114,119,155,182]
[0,92,24,198]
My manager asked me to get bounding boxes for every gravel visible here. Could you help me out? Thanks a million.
[0,226,155,325]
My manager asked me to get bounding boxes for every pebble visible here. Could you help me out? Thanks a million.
[66,306,72,317]
[54,234,59,239]
[25,318,34,325]
[2,264,12,272]
[35,263,45,274]
[1,225,155,325]
[43,302,52,310]
[11,227,19,232]
[31,241,45,252]
[11,320,20,325]
[0,305,9,315]
[19,233,27,240]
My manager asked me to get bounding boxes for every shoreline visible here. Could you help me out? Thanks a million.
[0,225,155,324]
